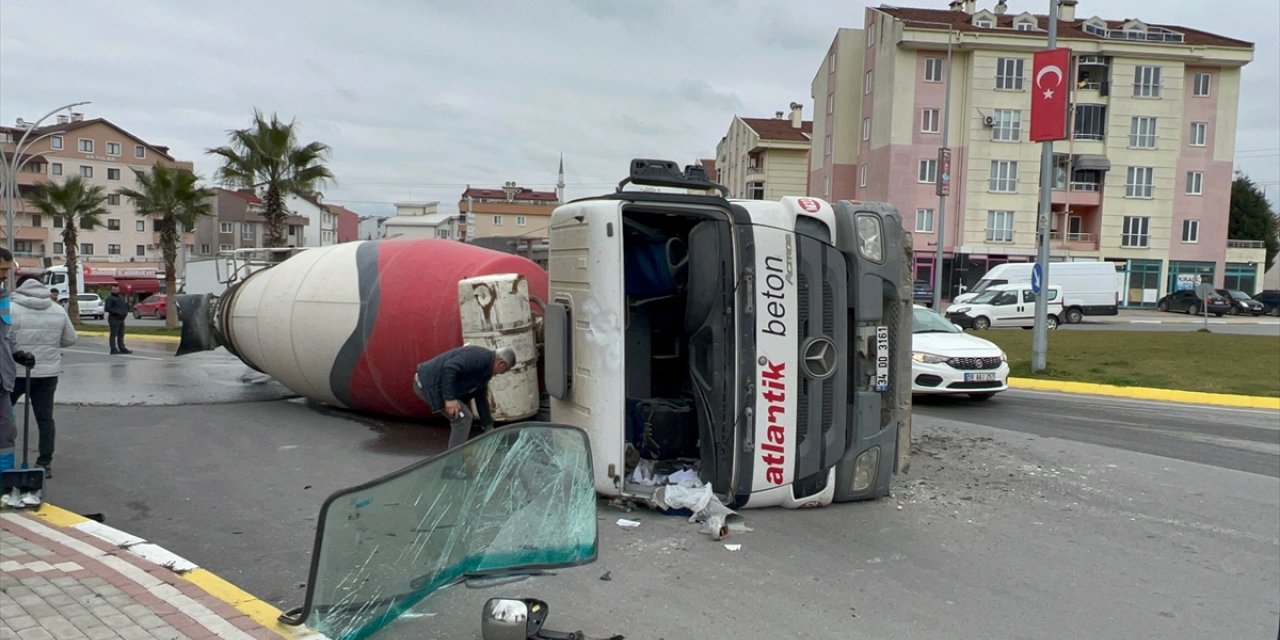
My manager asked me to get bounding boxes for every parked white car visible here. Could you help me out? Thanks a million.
[911,305,1009,400]
[76,293,105,319]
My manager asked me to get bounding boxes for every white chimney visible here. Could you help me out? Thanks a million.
[949,0,963,10]
[774,111,784,119]
[994,0,1007,15]
[789,102,803,129]
[70,112,84,122]
[1059,0,1077,21]
[963,0,975,13]
[57,115,69,124]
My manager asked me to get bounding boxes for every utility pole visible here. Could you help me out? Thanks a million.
[1032,1,1059,372]
[933,25,955,312]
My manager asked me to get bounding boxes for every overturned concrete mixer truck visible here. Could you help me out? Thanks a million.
[176,159,913,508]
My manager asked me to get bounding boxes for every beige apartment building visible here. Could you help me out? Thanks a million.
[715,104,813,199]
[1,112,194,272]
[191,188,310,257]
[811,1,1260,305]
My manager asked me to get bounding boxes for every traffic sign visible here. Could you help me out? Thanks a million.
[1031,263,1043,295]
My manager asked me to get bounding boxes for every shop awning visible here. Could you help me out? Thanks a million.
[118,279,161,296]
[84,275,118,286]
[1074,154,1111,172]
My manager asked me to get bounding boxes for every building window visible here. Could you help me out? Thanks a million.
[824,134,832,156]
[136,220,146,232]
[1189,122,1207,146]
[516,216,527,226]
[54,242,64,254]
[107,244,121,255]
[107,168,121,181]
[864,70,873,94]
[78,139,94,153]
[828,51,836,73]
[1185,171,1204,195]
[986,211,1014,243]
[200,244,211,254]
[135,145,146,159]
[918,159,937,184]
[867,22,876,46]
[1129,117,1157,148]
[823,175,831,197]
[1192,73,1211,97]
[220,222,233,233]
[1015,21,1036,31]
[82,218,96,230]
[492,215,503,226]
[746,183,765,200]
[1074,104,1106,140]
[1181,219,1200,243]
[51,136,63,150]
[861,117,871,141]
[106,142,122,156]
[996,58,1025,90]
[992,109,1022,141]
[107,194,121,205]
[921,108,940,133]
[51,163,62,176]
[53,216,64,228]
[80,243,94,255]
[1126,167,1154,198]
[80,166,93,178]
[975,18,993,28]
[107,218,121,230]
[1133,65,1161,97]
[859,165,868,187]
[220,244,233,252]
[924,57,944,83]
[1122,216,1150,247]
[242,224,254,239]
[31,214,41,227]
[827,93,835,114]
[989,161,1019,193]
[915,208,935,233]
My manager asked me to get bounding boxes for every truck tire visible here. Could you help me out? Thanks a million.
[1065,308,1083,324]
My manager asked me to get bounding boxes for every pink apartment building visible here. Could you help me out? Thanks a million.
[810,1,1259,306]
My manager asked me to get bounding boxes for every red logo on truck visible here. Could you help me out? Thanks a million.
[796,198,821,213]
[760,359,787,485]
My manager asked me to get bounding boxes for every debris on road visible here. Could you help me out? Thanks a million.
[616,518,641,528]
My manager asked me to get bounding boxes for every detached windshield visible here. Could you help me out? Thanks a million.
[291,424,597,640]
[913,307,960,333]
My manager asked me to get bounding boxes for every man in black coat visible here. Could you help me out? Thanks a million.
[104,285,131,354]
[414,345,516,449]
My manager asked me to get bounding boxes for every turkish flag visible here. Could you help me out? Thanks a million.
[1030,48,1071,142]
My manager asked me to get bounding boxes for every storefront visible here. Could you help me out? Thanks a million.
[1223,262,1259,294]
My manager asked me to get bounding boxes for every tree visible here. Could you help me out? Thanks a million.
[25,177,108,322]
[116,163,215,328]
[1230,173,1279,270]
[207,110,333,247]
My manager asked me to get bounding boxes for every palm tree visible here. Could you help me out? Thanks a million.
[25,177,108,322]
[207,110,333,247]
[116,163,214,328]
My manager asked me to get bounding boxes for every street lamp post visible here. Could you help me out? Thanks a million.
[1,101,91,289]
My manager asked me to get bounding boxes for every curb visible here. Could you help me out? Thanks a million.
[30,503,327,639]
[77,329,181,343]
[1008,377,1280,410]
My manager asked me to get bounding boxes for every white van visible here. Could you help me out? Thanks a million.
[952,261,1121,323]
[945,283,1063,330]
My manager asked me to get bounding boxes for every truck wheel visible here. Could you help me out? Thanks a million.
[1065,308,1083,324]
[972,316,991,330]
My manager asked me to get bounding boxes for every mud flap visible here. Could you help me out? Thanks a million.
[175,293,219,356]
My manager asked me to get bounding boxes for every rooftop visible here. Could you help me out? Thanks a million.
[740,117,814,143]
[461,186,558,202]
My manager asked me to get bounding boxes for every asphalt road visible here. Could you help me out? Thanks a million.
[32,336,1280,640]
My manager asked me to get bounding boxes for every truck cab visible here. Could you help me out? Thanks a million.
[542,159,910,509]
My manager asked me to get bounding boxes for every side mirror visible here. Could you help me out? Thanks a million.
[481,598,550,640]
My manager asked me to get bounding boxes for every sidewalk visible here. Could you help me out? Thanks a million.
[1,504,327,640]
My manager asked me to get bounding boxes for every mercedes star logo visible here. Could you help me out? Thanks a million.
[801,336,838,379]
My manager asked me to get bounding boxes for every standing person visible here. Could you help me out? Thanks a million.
[11,278,77,478]
[49,288,60,303]
[0,248,38,475]
[413,345,516,449]
[104,285,131,354]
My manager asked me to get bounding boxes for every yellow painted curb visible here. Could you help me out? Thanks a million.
[33,503,324,639]
[1009,377,1280,410]
[77,329,181,343]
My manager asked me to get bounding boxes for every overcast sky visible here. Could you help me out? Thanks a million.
[2,0,1276,217]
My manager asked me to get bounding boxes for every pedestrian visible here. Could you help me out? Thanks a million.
[11,278,77,479]
[413,345,516,449]
[104,285,131,354]
[0,248,38,476]
[49,288,59,303]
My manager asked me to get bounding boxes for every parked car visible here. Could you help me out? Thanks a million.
[913,280,935,307]
[1253,290,1280,317]
[76,293,105,320]
[911,305,1009,400]
[1156,289,1229,316]
[945,283,1062,330]
[133,294,167,319]
[1216,289,1264,316]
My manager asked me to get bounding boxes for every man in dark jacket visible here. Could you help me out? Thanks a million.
[414,345,516,449]
[104,285,131,354]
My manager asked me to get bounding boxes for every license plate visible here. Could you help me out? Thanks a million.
[874,326,890,392]
[965,372,996,382]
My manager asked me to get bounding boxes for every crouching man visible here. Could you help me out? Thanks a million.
[414,345,516,449]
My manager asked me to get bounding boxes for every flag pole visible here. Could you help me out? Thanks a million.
[1032,0,1060,372]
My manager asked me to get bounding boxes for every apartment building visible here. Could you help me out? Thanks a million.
[384,201,459,240]
[1,113,194,271]
[327,204,360,243]
[812,0,1260,305]
[191,188,309,257]
[714,104,813,199]
[458,182,559,241]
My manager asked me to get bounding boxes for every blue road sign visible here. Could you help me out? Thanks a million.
[1031,263,1043,295]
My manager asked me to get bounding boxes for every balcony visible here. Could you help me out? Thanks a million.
[1050,232,1099,251]
[745,164,764,176]
[1051,182,1103,207]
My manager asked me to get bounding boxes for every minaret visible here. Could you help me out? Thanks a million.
[556,154,565,203]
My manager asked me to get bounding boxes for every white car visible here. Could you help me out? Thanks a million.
[911,305,1009,400]
[75,293,105,319]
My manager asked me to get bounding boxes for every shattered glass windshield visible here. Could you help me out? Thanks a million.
[286,423,597,640]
